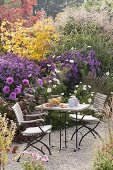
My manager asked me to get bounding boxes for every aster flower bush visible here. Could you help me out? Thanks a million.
[54,2,113,73]
[40,50,101,95]
[35,77,66,104]
[0,53,40,83]
[2,76,30,101]
[0,53,40,100]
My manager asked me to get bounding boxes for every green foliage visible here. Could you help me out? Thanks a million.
[93,149,113,170]
[73,82,94,104]
[35,83,66,104]
[92,96,113,170]
[83,72,113,96]
[23,161,45,170]
[54,2,113,73]
[54,18,113,73]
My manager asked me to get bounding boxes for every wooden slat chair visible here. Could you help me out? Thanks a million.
[69,93,107,146]
[12,102,52,161]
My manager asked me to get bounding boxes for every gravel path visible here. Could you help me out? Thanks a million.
[6,123,108,170]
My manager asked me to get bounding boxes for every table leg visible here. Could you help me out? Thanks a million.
[59,112,62,150]
[64,112,67,148]
[48,111,52,147]
[74,112,80,151]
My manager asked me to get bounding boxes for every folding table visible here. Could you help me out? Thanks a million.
[35,103,90,151]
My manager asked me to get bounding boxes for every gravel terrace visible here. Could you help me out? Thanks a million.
[6,123,108,170]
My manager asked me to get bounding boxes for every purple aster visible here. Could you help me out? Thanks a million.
[6,77,14,85]
[22,79,29,86]
[9,92,17,100]
[17,84,22,89]
[36,78,43,87]
[14,87,22,95]
[2,85,10,94]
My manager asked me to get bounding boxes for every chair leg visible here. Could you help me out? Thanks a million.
[71,125,84,140]
[90,128,102,139]
[79,121,101,146]
[38,140,52,155]
[49,133,51,147]
[17,135,47,162]
[82,125,97,138]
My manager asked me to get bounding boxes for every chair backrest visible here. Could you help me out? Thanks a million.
[12,102,24,124]
[93,93,107,112]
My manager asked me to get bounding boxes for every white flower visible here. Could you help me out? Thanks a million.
[53,55,55,58]
[105,71,110,76]
[69,60,74,63]
[53,85,57,88]
[88,98,92,103]
[47,64,51,67]
[48,80,52,83]
[53,78,58,81]
[61,93,64,95]
[87,46,91,48]
[91,92,94,94]
[47,88,51,93]
[57,81,60,85]
[55,68,61,73]
[91,93,94,96]
[57,56,61,58]
[71,47,74,50]
[53,78,60,84]
[80,82,82,84]
[83,85,87,90]
[75,85,79,88]
[74,90,77,94]
[88,85,91,88]
[28,74,32,77]
[52,72,56,76]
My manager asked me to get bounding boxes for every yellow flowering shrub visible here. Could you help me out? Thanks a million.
[1,18,58,60]
[0,113,16,169]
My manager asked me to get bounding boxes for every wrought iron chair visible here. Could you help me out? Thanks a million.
[12,102,52,162]
[69,93,107,146]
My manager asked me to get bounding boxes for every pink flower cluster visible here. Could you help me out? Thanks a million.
[22,151,48,162]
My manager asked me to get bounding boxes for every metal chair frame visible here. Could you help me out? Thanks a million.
[12,102,52,162]
[70,93,107,146]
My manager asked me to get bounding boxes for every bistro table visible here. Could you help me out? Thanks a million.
[35,103,90,151]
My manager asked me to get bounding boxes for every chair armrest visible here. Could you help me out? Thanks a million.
[25,112,48,117]
[18,119,44,124]
[89,105,99,112]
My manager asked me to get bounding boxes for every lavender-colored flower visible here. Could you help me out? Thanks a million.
[36,78,43,87]
[9,92,17,100]
[14,87,22,95]
[6,77,14,85]
[0,53,40,86]
[17,84,22,89]
[2,85,10,94]
[22,79,29,86]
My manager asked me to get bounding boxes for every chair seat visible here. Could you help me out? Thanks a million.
[69,114,99,121]
[22,125,52,135]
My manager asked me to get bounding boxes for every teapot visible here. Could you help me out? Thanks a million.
[68,95,79,107]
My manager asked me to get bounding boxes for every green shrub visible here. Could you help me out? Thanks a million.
[92,96,113,170]
[54,4,113,73]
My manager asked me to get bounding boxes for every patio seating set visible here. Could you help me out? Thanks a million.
[12,93,107,162]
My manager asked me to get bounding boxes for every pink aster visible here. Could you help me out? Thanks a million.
[6,77,14,85]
